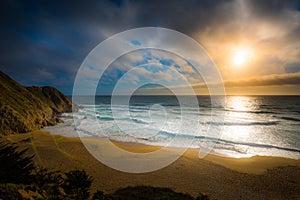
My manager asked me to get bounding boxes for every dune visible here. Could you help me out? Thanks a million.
[2,130,300,199]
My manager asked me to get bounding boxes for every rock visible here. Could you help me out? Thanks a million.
[0,70,77,135]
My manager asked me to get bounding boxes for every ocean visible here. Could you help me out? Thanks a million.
[43,95,300,159]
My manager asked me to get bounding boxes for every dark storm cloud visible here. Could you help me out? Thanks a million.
[244,0,300,41]
[0,0,120,93]
[0,0,299,94]
[245,0,300,19]
[224,72,300,87]
[0,0,235,94]
[185,72,300,92]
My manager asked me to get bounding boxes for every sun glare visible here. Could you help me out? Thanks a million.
[232,48,253,67]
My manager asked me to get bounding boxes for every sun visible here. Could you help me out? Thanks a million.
[232,48,253,67]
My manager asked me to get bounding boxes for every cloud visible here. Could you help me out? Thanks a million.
[284,62,300,73]
[190,72,300,88]
[223,72,300,87]
[0,0,299,94]
[137,72,300,95]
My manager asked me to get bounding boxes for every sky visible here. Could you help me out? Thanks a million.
[1,0,300,95]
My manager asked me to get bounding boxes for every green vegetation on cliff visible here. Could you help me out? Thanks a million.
[0,70,75,135]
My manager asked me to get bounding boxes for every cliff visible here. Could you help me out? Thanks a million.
[0,70,75,135]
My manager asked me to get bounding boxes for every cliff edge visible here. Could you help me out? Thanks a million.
[0,70,75,135]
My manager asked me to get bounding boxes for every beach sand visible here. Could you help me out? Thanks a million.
[2,131,300,199]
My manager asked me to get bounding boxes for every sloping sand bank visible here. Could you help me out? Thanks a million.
[3,131,300,200]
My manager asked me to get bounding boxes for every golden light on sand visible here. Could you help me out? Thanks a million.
[232,48,254,67]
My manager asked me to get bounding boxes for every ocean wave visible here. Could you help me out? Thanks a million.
[214,138,300,154]
[225,109,277,114]
[97,116,114,121]
[129,106,150,110]
[131,118,149,124]
[207,121,278,126]
[129,109,146,113]
[279,116,300,122]
[291,123,300,126]
[46,117,300,159]
[145,131,300,155]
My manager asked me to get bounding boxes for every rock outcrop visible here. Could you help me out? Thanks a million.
[0,70,75,135]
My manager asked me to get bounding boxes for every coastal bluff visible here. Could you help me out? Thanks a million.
[0,70,75,135]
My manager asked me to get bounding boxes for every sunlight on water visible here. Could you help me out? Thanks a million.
[224,96,255,139]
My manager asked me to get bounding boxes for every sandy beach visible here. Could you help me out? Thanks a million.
[2,130,300,200]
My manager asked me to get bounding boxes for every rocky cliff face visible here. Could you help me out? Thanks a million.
[0,71,75,135]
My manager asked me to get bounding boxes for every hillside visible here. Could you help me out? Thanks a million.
[0,70,75,135]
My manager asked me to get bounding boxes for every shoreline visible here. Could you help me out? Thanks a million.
[42,121,300,161]
[2,130,300,199]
